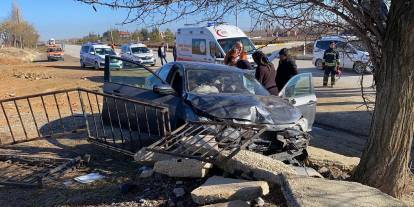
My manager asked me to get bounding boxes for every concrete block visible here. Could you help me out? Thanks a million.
[307,146,360,171]
[191,176,269,205]
[133,147,176,165]
[281,175,406,207]
[154,158,212,178]
[201,200,250,207]
[217,150,296,185]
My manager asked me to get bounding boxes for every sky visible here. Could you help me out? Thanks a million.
[0,0,250,41]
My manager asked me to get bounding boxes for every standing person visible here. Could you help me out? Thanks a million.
[224,49,239,66]
[172,45,177,62]
[275,48,298,91]
[236,51,252,70]
[158,43,168,65]
[322,41,340,87]
[252,51,278,95]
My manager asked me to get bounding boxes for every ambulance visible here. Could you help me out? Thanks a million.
[175,23,257,64]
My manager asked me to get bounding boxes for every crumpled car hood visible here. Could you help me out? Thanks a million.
[186,93,302,125]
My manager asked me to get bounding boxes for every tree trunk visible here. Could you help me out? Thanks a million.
[353,1,414,198]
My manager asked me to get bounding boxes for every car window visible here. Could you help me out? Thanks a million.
[283,74,314,98]
[95,48,116,56]
[81,46,89,53]
[157,64,173,81]
[315,41,330,50]
[186,69,269,96]
[218,37,256,54]
[107,56,160,90]
[131,47,150,54]
[209,41,224,58]
[192,39,207,55]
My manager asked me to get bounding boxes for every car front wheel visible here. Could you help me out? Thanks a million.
[353,62,366,74]
[94,62,100,70]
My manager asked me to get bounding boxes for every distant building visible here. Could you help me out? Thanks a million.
[119,31,130,38]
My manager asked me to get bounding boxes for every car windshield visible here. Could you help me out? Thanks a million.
[95,48,116,55]
[218,37,256,54]
[131,47,150,54]
[186,69,270,96]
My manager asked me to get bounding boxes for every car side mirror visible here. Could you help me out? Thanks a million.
[90,51,95,55]
[153,84,176,95]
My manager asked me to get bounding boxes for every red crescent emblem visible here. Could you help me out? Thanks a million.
[216,29,227,37]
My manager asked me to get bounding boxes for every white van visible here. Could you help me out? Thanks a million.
[312,36,372,74]
[120,43,156,66]
[176,24,257,64]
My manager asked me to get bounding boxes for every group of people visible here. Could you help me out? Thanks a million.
[224,41,298,96]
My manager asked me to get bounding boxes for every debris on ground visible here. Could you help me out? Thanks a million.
[154,158,213,178]
[281,175,406,207]
[201,200,250,207]
[191,176,269,205]
[134,147,177,165]
[74,172,105,184]
[138,166,154,178]
[13,71,55,81]
[173,187,186,197]
[291,166,323,178]
[307,146,360,171]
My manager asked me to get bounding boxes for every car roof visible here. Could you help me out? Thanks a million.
[173,61,247,73]
[82,42,111,48]
[125,43,147,47]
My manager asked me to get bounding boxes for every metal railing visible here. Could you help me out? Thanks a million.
[0,88,171,155]
[147,121,267,162]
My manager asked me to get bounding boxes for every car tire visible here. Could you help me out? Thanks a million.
[353,62,366,74]
[315,59,323,70]
[80,60,86,68]
[94,61,100,70]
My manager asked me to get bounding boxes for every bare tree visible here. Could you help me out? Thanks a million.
[77,0,414,197]
[0,2,39,48]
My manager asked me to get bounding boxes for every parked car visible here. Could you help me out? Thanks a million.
[80,42,123,69]
[103,59,316,163]
[312,36,372,74]
[120,43,156,66]
[46,44,64,61]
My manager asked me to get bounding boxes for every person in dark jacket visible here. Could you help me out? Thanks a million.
[252,51,278,95]
[322,42,340,87]
[236,52,252,70]
[157,43,168,65]
[172,46,177,62]
[275,48,298,91]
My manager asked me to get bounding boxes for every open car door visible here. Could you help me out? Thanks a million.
[278,73,316,131]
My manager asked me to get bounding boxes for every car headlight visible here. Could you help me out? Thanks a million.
[296,118,308,132]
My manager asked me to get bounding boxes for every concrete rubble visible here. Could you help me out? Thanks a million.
[217,150,297,185]
[133,147,176,165]
[154,158,213,178]
[281,175,406,207]
[191,176,269,205]
[307,146,360,171]
[201,200,250,207]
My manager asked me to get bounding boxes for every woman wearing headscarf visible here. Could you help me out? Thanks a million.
[252,51,278,95]
[224,48,239,66]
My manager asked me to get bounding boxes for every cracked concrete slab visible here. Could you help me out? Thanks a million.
[133,147,176,165]
[191,176,269,205]
[154,158,212,178]
[281,175,406,207]
[201,200,250,207]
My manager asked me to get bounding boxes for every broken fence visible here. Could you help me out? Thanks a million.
[0,88,171,155]
[147,121,267,162]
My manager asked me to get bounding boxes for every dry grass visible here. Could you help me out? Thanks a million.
[0,47,39,65]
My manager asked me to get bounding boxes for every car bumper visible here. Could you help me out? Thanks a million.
[48,56,63,60]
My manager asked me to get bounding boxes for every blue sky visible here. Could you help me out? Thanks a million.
[0,0,250,41]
